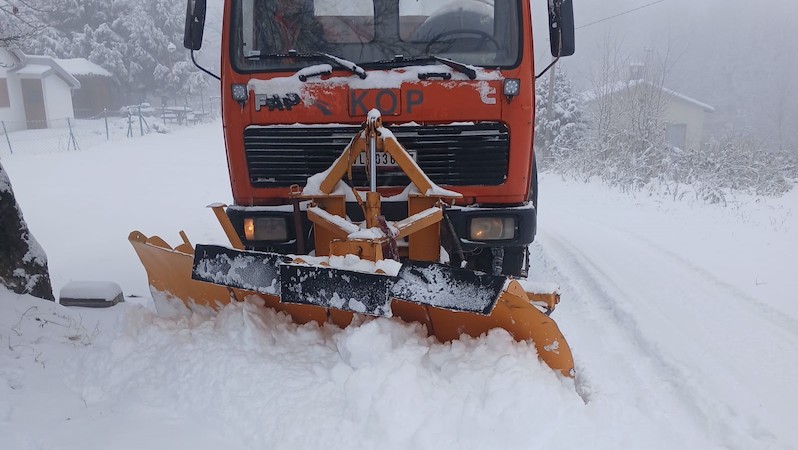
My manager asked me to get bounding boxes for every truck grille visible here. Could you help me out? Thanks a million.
[243,123,510,188]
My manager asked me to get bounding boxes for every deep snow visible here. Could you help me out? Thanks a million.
[1,122,796,449]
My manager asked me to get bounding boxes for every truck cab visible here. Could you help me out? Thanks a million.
[185,0,574,277]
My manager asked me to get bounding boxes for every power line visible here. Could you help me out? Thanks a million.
[576,0,666,30]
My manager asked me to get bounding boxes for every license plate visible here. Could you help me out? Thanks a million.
[353,151,417,167]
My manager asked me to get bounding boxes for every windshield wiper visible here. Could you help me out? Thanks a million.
[430,55,477,80]
[316,52,367,79]
[246,50,367,80]
[368,55,477,80]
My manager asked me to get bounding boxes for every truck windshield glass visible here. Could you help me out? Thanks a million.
[232,0,521,72]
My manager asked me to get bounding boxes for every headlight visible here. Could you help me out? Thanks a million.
[244,217,288,241]
[469,217,516,241]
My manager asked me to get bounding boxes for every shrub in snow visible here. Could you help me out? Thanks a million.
[664,134,798,203]
[0,162,54,300]
[536,69,797,202]
[545,126,797,204]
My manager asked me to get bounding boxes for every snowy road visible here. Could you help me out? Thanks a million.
[538,180,798,448]
[2,123,796,449]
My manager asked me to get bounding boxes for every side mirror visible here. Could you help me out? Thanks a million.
[548,0,575,57]
[183,0,207,51]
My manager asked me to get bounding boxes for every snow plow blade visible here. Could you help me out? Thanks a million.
[132,239,574,376]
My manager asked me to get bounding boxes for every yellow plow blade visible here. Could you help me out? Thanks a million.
[129,231,234,309]
[129,231,574,378]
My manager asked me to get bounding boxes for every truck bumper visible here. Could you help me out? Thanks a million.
[225,202,536,254]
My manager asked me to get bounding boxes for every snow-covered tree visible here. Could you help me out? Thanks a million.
[0,162,54,301]
[534,67,585,164]
[0,0,46,46]
[25,0,198,102]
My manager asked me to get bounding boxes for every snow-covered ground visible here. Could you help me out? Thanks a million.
[1,122,796,449]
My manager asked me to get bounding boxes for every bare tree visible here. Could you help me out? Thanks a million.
[579,38,674,189]
[587,35,628,143]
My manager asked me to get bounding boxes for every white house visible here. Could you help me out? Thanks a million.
[657,84,715,150]
[0,48,80,132]
[584,77,715,150]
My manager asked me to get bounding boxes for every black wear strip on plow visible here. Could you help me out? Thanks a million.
[191,244,290,295]
[191,245,507,316]
[390,261,505,316]
[280,264,396,316]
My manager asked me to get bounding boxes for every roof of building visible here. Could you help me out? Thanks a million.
[55,58,113,78]
[5,50,81,89]
[12,64,51,76]
[583,79,715,113]
[0,47,25,70]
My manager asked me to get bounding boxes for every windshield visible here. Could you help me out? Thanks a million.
[231,0,522,72]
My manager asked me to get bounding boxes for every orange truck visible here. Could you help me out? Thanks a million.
[184,0,574,277]
[128,0,576,376]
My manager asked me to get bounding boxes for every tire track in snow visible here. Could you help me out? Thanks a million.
[537,232,747,447]
[536,222,792,449]
[562,211,798,338]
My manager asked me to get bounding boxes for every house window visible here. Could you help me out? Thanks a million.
[0,78,10,107]
[666,123,687,149]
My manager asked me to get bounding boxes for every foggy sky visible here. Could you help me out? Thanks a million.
[533,0,798,149]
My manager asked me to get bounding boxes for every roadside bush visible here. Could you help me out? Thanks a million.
[534,62,797,203]
[542,131,797,204]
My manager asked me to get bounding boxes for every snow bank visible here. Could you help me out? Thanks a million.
[0,291,586,450]
[82,300,578,449]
